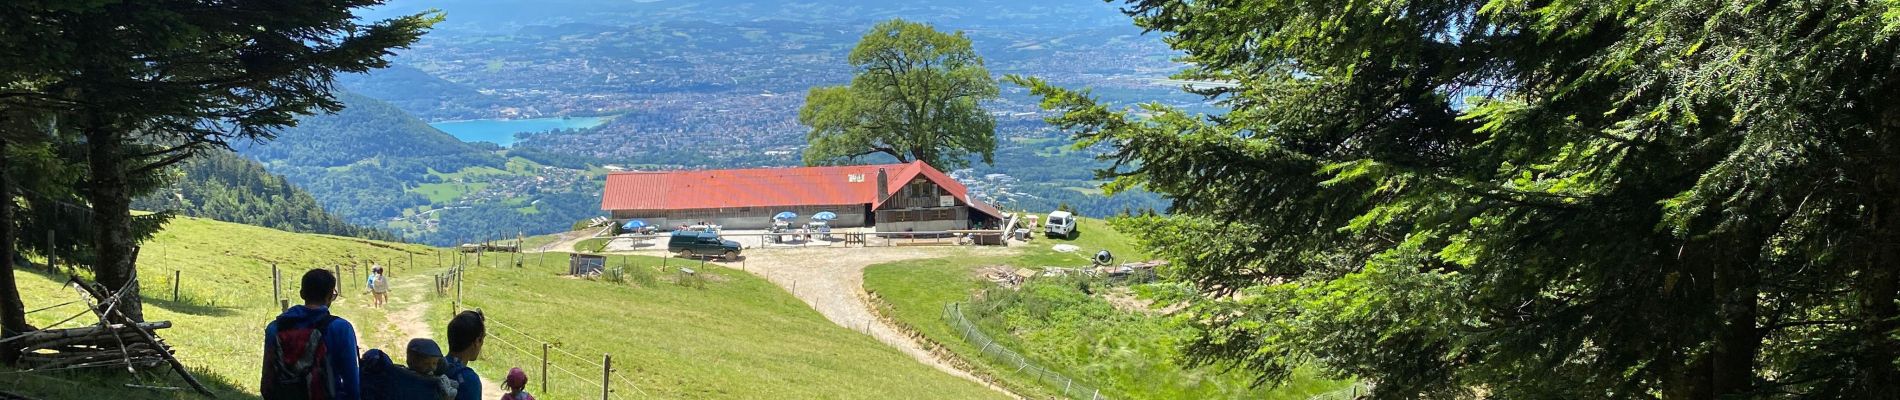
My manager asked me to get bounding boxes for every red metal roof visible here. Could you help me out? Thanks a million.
[601,161,1003,218]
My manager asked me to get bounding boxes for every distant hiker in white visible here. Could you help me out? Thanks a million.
[369,265,390,308]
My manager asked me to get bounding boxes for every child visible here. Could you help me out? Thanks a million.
[501,367,535,400]
[406,338,443,375]
[370,266,391,308]
[409,338,460,399]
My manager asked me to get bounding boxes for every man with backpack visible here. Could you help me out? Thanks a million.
[262,269,361,400]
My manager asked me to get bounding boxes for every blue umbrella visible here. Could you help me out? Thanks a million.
[621,220,648,230]
[774,211,798,220]
[811,211,838,221]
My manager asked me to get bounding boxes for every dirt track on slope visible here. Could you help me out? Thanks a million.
[726,246,1023,399]
[379,271,510,397]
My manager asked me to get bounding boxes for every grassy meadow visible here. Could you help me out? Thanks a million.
[4,217,1002,399]
[864,217,1353,399]
[435,253,1007,399]
[5,216,438,399]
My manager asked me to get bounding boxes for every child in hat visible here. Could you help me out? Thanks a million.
[501,367,535,400]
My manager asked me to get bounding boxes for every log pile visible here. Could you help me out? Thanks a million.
[8,321,174,370]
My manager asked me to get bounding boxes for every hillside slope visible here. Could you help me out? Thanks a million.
[2,217,1000,399]
[230,92,605,246]
[132,150,393,241]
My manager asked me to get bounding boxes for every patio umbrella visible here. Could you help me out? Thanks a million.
[622,220,647,230]
[811,211,838,221]
[774,211,798,220]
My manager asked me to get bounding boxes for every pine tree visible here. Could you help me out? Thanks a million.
[1014,1,1900,397]
[3,1,435,320]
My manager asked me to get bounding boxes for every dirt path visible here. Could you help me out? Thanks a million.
[531,227,610,253]
[379,271,510,397]
[729,246,1023,399]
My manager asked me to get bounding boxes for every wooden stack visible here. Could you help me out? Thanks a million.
[9,321,174,370]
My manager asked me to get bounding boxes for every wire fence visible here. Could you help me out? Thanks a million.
[469,304,651,400]
[943,302,1107,400]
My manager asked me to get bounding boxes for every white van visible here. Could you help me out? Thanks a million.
[1045,211,1077,239]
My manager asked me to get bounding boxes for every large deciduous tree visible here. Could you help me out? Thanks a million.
[800,18,999,169]
[3,0,434,322]
[1014,0,1900,398]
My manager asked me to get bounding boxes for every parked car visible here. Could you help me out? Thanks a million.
[1046,211,1077,239]
[668,231,742,260]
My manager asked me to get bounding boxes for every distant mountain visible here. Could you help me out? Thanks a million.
[134,150,396,241]
[233,92,506,227]
[238,91,500,168]
[232,91,604,246]
[360,0,1134,33]
[336,65,506,121]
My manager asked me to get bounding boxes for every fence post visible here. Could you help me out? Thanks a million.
[542,343,550,394]
[602,354,612,400]
[272,263,281,306]
[172,270,181,302]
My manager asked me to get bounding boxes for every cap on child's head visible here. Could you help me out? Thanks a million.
[407,338,443,359]
[506,367,528,390]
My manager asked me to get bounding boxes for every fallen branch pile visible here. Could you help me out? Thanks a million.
[9,321,174,370]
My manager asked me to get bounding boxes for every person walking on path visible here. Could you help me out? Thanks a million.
[442,310,487,400]
[262,269,362,400]
[500,367,535,400]
[369,266,390,308]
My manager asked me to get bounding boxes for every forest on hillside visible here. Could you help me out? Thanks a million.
[131,151,395,241]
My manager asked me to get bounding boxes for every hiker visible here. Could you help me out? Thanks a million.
[262,269,361,400]
[358,338,459,400]
[500,367,535,400]
[406,338,443,376]
[369,266,390,308]
[361,345,452,400]
[442,310,487,400]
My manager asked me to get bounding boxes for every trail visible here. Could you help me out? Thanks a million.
[530,226,610,254]
[379,269,510,397]
[730,247,1024,399]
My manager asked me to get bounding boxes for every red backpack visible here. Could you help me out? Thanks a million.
[264,315,340,400]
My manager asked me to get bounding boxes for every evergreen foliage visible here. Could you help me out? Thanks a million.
[1015,0,1900,398]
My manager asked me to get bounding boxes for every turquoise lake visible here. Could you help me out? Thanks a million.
[429,116,613,146]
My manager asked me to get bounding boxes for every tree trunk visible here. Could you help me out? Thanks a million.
[1662,235,1761,399]
[0,136,29,365]
[1854,175,1900,396]
[84,123,142,322]
[1710,259,1760,397]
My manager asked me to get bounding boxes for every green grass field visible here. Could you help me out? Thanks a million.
[411,181,489,203]
[440,254,1005,399]
[864,217,1352,400]
[3,217,1002,399]
[5,216,437,399]
[573,237,610,253]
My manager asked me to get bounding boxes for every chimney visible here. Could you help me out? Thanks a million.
[876,168,890,201]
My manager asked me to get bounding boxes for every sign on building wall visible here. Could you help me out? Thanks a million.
[940,195,955,207]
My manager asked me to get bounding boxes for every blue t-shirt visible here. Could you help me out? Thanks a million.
[441,355,482,400]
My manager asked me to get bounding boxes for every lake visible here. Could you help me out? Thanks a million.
[429,116,614,146]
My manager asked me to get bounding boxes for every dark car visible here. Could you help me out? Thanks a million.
[668,231,742,260]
